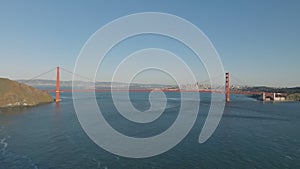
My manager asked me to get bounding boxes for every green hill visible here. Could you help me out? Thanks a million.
[0,78,53,107]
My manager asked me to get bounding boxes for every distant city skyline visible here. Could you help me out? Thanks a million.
[0,0,299,87]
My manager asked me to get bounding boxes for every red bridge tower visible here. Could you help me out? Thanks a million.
[225,72,230,102]
[55,66,61,102]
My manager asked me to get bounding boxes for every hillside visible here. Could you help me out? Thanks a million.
[0,78,53,108]
[242,86,300,93]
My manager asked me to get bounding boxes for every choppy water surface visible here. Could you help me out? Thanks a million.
[0,92,299,169]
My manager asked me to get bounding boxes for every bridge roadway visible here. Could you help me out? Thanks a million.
[43,89,265,95]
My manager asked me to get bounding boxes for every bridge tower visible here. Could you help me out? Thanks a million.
[225,72,230,102]
[55,66,61,102]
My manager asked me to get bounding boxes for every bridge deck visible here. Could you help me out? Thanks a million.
[43,89,264,95]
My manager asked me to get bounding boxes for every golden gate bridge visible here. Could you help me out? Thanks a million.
[23,66,275,103]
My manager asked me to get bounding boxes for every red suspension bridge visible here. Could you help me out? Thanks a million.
[24,66,278,103]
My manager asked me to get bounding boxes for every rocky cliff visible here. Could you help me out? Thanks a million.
[0,78,53,107]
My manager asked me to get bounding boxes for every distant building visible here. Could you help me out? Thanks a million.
[262,92,287,101]
[273,93,287,101]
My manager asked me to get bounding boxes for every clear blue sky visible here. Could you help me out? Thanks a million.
[0,0,299,87]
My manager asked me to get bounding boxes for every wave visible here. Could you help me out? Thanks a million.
[222,113,288,121]
[0,128,38,169]
[0,137,8,153]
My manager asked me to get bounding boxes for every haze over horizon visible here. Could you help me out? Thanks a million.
[0,0,299,87]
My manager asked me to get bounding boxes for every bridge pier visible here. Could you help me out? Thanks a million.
[55,66,61,102]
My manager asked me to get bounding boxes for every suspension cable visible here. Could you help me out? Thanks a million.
[24,67,57,83]
[60,67,98,82]
[230,74,249,86]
